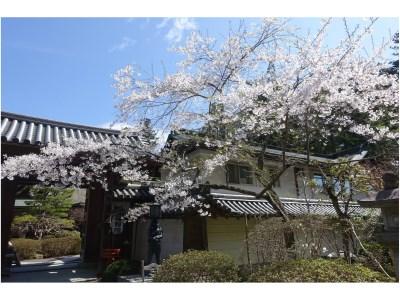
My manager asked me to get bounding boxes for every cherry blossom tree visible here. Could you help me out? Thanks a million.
[1,137,149,190]
[2,19,397,274]
[2,18,398,223]
[113,18,398,221]
[1,134,209,220]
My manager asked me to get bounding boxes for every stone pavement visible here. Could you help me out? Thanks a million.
[12,254,82,272]
[2,267,98,283]
[1,255,98,283]
[20,254,81,266]
[1,255,157,283]
[118,274,153,282]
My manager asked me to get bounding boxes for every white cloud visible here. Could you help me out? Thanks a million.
[161,18,197,43]
[99,121,170,152]
[109,37,136,53]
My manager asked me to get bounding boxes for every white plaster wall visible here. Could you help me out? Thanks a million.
[185,149,323,199]
[159,219,184,259]
[207,217,250,264]
[207,217,350,265]
[161,148,336,201]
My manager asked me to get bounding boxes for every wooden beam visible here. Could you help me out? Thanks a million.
[82,186,105,263]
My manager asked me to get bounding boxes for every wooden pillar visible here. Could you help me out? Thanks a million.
[1,180,17,271]
[82,186,105,263]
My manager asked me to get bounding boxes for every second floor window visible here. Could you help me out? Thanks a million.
[311,173,351,194]
[313,174,325,190]
[227,164,253,185]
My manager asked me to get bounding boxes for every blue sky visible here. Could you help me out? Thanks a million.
[1,17,398,129]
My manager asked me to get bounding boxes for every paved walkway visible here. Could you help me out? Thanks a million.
[13,255,81,272]
[119,274,153,282]
[20,254,81,266]
[2,255,98,283]
[1,255,157,283]
[1,255,158,283]
[2,267,98,283]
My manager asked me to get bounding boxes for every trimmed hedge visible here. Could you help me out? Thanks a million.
[12,236,81,259]
[11,239,41,260]
[361,242,396,277]
[153,250,240,282]
[248,259,394,282]
[44,230,81,239]
[41,236,81,258]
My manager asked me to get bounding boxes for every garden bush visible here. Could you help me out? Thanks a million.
[48,229,81,238]
[360,242,396,276]
[248,258,394,282]
[11,238,41,260]
[11,215,38,238]
[101,259,132,282]
[153,250,240,282]
[41,236,81,258]
[11,236,81,260]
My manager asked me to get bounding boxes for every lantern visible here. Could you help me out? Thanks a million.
[110,213,124,235]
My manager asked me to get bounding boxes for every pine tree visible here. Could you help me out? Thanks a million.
[389,32,399,76]
[140,118,157,149]
[27,186,74,218]
[381,32,399,76]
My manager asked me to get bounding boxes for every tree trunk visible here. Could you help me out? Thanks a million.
[340,219,352,263]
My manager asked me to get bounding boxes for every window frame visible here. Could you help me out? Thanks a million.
[226,163,254,185]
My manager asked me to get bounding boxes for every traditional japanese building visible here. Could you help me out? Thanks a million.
[1,111,158,269]
[1,111,378,269]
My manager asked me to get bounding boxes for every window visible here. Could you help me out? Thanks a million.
[313,174,325,190]
[311,173,351,195]
[310,173,328,196]
[227,164,253,185]
[334,179,351,193]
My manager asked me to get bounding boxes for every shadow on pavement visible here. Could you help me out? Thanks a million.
[2,255,98,283]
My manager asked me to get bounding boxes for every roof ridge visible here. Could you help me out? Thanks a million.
[1,111,121,135]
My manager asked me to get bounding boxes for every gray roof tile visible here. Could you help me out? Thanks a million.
[209,190,376,217]
[1,111,139,146]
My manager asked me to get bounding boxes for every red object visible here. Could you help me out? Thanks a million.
[102,248,121,265]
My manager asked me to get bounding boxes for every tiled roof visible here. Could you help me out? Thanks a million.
[209,189,376,217]
[1,111,138,146]
[112,187,155,202]
[168,130,367,163]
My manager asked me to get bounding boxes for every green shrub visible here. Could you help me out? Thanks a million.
[11,214,38,238]
[12,236,81,260]
[153,250,240,282]
[47,230,81,238]
[11,238,41,260]
[12,214,38,224]
[248,258,394,282]
[101,260,132,282]
[11,214,76,240]
[361,242,396,276]
[41,236,81,258]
